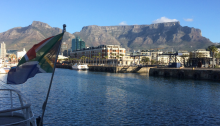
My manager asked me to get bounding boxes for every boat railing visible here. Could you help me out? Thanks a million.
[0,88,36,126]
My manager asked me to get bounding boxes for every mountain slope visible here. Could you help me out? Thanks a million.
[0,21,75,51]
[0,21,214,52]
[74,22,213,51]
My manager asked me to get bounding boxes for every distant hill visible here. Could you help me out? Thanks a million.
[74,22,213,52]
[0,21,75,51]
[0,21,214,52]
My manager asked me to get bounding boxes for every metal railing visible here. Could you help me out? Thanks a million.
[0,89,36,126]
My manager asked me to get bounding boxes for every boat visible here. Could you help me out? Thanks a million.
[0,67,10,74]
[72,63,89,70]
[0,87,36,126]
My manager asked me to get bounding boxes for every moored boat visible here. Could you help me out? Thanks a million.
[72,63,89,70]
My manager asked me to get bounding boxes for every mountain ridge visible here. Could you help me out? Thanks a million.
[0,21,75,51]
[74,21,212,51]
[0,21,213,52]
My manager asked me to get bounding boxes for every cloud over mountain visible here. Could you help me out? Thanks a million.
[119,21,127,25]
[152,17,178,24]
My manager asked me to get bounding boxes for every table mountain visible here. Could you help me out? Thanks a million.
[74,22,213,51]
[0,21,75,51]
[0,21,213,52]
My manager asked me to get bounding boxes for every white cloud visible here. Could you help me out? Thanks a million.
[184,18,193,22]
[119,21,127,25]
[152,17,178,24]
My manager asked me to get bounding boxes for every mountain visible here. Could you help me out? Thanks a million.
[0,21,75,51]
[74,22,213,52]
[0,21,214,52]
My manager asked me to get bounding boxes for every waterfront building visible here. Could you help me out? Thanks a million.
[17,48,26,59]
[129,51,151,65]
[70,45,126,65]
[190,49,211,58]
[61,42,68,55]
[72,37,85,51]
[120,55,139,65]
[1,42,6,59]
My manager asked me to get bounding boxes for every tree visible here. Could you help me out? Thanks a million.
[96,56,99,65]
[92,56,96,65]
[90,58,94,65]
[215,53,220,66]
[116,55,119,66]
[98,52,101,65]
[80,56,84,64]
[207,45,218,68]
[141,57,150,65]
[151,59,156,65]
[85,57,88,64]
[104,56,108,65]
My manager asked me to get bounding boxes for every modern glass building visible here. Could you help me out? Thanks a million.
[72,37,85,51]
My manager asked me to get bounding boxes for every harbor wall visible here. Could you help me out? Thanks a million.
[89,66,152,73]
[56,64,220,81]
[149,68,220,81]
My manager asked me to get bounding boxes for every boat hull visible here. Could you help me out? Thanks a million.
[72,64,88,70]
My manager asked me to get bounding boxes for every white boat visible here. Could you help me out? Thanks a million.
[0,67,10,74]
[72,63,89,70]
[0,88,36,126]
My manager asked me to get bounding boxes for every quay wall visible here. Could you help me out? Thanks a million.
[56,64,72,69]
[56,64,220,81]
[149,68,220,81]
[89,66,152,73]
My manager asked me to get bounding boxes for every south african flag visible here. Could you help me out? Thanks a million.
[7,33,64,84]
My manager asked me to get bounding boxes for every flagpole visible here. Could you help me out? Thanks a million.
[39,24,66,126]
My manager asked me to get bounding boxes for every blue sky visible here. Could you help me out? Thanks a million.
[0,0,220,42]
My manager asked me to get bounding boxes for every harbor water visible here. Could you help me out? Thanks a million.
[1,68,220,125]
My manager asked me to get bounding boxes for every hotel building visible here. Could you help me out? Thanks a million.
[70,45,126,64]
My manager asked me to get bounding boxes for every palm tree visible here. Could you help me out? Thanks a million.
[92,56,95,65]
[104,56,108,65]
[215,53,220,66]
[85,56,88,63]
[88,57,90,64]
[91,58,93,65]
[207,45,218,68]
[116,55,120,66]
[80,57,83,64]
[98,52,101,65]
[96,56,98,65]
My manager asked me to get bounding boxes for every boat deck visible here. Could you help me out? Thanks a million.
[0,112,26,126]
